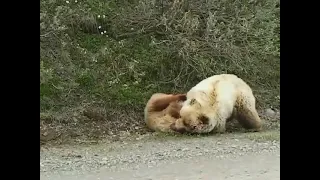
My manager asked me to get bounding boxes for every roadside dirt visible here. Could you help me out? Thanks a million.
[40,129,280,180]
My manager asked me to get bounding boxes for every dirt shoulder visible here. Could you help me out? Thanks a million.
[40,108,280,146]
[40,129,280,180]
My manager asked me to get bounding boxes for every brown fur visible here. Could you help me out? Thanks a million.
[144,93,187,132]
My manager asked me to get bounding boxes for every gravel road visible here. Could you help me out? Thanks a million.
[40,131,280,180]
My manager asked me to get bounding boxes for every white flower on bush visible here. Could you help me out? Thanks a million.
[97,15,100,18]
[66,1,69,3]
[98,26,101,29]
[75,0,77,2]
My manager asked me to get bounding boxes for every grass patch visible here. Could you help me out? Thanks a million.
[243,130,280,142]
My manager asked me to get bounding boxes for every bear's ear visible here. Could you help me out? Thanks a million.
[198,115,209,124]
[189,98,198,105]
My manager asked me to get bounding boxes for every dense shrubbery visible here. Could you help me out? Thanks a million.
[40,0,279,124]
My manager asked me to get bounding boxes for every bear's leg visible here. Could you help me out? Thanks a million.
[166,102,182,118]
[151,94,185,112]
[206,112,227,133]
[235,94,262,131]
[215,120,226,133]
[227,108,237,122]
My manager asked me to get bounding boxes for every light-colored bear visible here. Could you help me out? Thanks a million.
[170,74,262,134]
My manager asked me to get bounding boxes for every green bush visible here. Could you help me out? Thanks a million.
[40,0,280,123]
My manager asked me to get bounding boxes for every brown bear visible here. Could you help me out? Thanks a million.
[144,93,187,132]
[170,74,262,134]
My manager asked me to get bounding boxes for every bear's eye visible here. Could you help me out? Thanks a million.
[198,115,209,125]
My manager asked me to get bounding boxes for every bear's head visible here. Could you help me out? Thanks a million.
[170,98,211,133]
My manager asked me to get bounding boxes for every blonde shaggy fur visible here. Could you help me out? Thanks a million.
[144,93,187,132]
[170,74,262,134]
